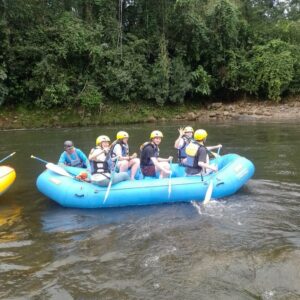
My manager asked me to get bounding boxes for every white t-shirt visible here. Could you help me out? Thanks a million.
[113,144,123,157]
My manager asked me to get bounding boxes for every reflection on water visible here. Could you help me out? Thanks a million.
[0,205,22,242]
[0,121,300,299]
[0,205,22,227]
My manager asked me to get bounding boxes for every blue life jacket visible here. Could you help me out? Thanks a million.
[110,141,129,158]
[178,136,193,161]
[65,149,85,168]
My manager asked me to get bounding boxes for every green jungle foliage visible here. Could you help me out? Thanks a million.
[0,0,299,109]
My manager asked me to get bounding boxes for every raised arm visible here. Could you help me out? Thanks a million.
[88,148,104,160]
[174,127,185,149]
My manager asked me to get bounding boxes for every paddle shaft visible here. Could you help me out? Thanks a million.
[0,152,16,164]
[168,158,173,198]
[31,155,49,164]
[103,157,119,203]
[208,149,219,158]
[203,146,221,204]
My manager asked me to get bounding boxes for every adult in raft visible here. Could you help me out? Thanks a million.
[185,129,218,176]
[110,131,140,180]
[140,130,172,178]
[174,126,194,165]
[88,135,129,186]
[58,140,91,172]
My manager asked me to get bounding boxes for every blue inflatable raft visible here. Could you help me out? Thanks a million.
[36,153,255,208]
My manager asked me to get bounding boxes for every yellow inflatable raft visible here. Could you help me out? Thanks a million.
[0,166,16,196]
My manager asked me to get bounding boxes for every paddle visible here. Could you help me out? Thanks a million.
[207,150,220,158]
[203,147,221,205]
[203,180,213,205]
[0,152,16,164]
[46,162,74,178]
[168,158,173,199]
[31,154,90,180]
[103,157,119,203]
[30,155,49,164]
[31,155,75,177]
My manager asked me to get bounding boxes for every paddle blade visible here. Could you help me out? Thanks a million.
[203,180,213,205]
[46,163,73,178]
[168,177,172,198]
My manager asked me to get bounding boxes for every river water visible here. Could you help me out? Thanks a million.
[0,121,299,299]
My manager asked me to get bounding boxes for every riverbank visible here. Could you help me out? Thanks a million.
[0,97,299,129]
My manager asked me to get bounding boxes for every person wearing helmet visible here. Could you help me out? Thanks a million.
[140,130,173,178]
[185,129,218,176]
[109,131,140,180]
[58,140,91,172]
[174,126,194,165]
[88,135,129,186]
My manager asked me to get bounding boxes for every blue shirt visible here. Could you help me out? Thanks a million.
[58,148,91,171]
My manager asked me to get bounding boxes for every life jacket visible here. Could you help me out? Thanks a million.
[140,142,159,167]
[185,141,206,171]
[110,140,129,158]
[89,147,111,175]
[65,148,85,168]
[178,136,193,161]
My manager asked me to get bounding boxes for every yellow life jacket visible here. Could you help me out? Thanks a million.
[185,141,205,169]
[185,142,200,157]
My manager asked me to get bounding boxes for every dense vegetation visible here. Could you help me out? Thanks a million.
[0,0,299,112]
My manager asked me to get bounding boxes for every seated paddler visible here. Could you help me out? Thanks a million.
[109,131,140,180]
[140,130,172,178]
[58,140,91,173]
[174,126,194,165]
[185,129,218,176]
[88,135,129,186]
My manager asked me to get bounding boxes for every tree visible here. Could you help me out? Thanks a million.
[242,39,295,101]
